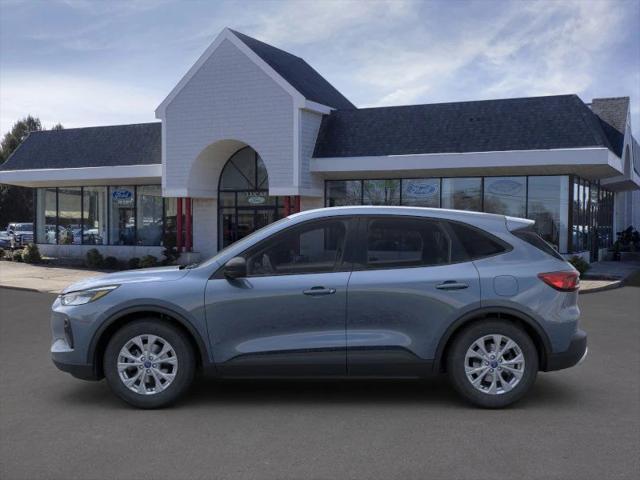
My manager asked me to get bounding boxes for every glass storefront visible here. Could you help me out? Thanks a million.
[442,178,482,211]
[36,186,175,247]
[325,175,613,255]
[82,187,107,245]
[218,146,281,249]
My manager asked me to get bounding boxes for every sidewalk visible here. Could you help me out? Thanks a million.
[0,262,105,294]
[580,260,640,294]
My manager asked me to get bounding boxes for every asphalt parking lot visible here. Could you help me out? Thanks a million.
[0,287,639,480]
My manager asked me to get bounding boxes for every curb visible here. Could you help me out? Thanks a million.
[0,285,59,294]
[579,280,622,294]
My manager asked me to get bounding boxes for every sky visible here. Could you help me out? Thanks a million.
[1,0,639,136]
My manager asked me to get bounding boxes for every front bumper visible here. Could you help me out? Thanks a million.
[544,329,587,371]
[52,359,99,380]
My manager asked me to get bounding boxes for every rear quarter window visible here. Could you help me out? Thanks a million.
[446,221,510,260]
[512,228,565,261]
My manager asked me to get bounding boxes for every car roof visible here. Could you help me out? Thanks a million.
[289,205,508,225]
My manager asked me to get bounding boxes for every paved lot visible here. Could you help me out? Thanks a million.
[1,287,639,480]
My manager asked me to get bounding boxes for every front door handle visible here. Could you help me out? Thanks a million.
[303,286,336,296]
[436,281,469,290]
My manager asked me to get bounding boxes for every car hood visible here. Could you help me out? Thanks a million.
[62,266,189,294]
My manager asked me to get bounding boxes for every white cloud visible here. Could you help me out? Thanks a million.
[0,72,162,132]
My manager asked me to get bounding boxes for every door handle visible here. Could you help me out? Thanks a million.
[436,281,469,290]
[303,286,336,296]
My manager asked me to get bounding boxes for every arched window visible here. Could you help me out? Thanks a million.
[218,147,281,248]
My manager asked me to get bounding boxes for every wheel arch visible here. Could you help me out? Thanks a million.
[88,305,212,379]
[434,307,552,372]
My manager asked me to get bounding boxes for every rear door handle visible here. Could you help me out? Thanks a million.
[303,286,336,296]
[436,281,469,290]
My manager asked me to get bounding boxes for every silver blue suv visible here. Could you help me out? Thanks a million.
[51,207,587,408]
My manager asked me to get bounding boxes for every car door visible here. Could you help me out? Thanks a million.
[346,216,482,376]
[205,216,355,377]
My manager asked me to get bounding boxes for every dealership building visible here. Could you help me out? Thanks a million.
[1,28,638,262]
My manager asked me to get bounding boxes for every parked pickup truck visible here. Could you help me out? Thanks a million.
[6,222,34,249]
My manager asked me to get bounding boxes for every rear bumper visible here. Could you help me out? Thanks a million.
[544,329,587,371]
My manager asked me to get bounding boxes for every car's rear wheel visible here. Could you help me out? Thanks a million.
[104,319,195,408]
[446,319,538,408]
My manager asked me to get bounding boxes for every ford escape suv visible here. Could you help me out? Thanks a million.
[51,207,587,408]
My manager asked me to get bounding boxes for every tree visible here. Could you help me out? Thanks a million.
[0,116,62,228]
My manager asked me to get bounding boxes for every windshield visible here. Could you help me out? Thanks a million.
[13,224,33,231]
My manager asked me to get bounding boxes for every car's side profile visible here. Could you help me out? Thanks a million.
[51,206,587,408]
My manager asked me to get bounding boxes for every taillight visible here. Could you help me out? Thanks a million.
[538,271,580,292]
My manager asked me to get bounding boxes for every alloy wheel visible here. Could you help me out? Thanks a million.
[464,334,525,395]
[117,334,179,395]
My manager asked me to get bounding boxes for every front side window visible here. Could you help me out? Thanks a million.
[246,219,348,276]
[365,217,451,269]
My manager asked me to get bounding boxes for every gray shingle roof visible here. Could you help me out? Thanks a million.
[313,94,617,158]
[1,122,161,171]
[590,97,629,156]
[230,29,355,110]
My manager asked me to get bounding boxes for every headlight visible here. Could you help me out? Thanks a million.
[60,285,119,306]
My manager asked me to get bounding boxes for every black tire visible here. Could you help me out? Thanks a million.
[446,319,538,408]
[104,319,196,409]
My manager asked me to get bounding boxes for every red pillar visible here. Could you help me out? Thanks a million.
[294,195,301,213]
[185,198,192,252]
[176,197,183,252]
[283,196,291,216]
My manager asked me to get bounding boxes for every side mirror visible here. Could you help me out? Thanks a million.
[224,256,247,279]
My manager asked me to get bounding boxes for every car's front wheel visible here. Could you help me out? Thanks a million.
[446,320,538,408]
[104,319,195,408]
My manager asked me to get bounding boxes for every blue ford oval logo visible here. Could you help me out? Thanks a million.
[406,182,438,197]
[488,180,522,196]
[112,189,133,200]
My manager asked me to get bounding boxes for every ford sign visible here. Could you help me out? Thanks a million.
[405,182,438,197]
[112,189,133,200]
[488,179,523,196]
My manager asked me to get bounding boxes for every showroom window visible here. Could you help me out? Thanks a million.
[109,186,136,245]
[35,186,175,247]
[526,176,569,253]
[57,188,82,245]
[136,186,163,246]
[441,178,482,211]
[36,187,57,244]
[483,177,526,217]
[82,187,107,245]
[363,179,400,205]
[401,179,440,207]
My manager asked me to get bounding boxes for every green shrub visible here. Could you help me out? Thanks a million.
[0,248,5,259]
[22,243,42,264]
[569,256,590,276]
[86,248,104,268]
[103,256,119,270]
[127,257,140,270]
[140,255,158,269]
[13,250,23,262]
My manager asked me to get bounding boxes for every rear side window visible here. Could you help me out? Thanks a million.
[512,227,564,261]
[446,222,508,260]
[365,217,452,269]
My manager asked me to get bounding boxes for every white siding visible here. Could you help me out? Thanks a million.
[299,109,324,195]
[192,198,218,258]
[163,39,294,196]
